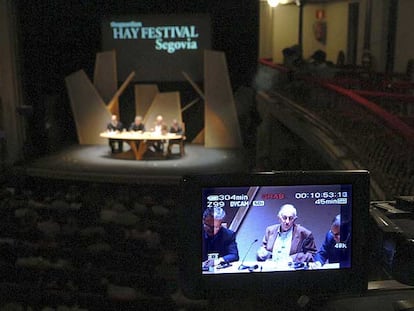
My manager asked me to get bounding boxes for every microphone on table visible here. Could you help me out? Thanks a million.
[238,239,258,270]
[217,260,231,269]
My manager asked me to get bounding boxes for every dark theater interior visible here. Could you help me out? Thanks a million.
[1,0,414,310]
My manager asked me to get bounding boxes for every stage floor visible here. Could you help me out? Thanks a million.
[12,144,249,185]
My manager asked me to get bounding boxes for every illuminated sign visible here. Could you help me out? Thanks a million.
[110,21,200,54]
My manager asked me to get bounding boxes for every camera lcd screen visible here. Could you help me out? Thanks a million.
[179,171,369,300]
[201,183,352,274]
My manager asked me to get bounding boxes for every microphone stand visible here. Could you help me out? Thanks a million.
[238,239,258,270]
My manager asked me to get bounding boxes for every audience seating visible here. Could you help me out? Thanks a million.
[0,180,181,310]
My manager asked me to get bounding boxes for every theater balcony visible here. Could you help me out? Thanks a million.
[255,58,414,201]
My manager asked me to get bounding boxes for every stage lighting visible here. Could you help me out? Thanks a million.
[267,0,279,7]
[267,0,299,7]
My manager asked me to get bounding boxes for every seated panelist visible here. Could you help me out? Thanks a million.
[149,115,168,153]
[256,204,317,264]
[309,214,350,269]
[107,114,123,132]
[169,119,183,135]
[202,206,239,268]
[152,115,168,135]
[128,115,145,150]
[106,114,124,153]
[129,115,145,132]
[167,119,185,156]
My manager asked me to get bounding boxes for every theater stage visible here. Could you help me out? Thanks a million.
[12,143,249,185]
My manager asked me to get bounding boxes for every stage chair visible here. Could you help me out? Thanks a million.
[167,122,186,157]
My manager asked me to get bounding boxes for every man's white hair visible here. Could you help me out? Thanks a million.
[278,204,297,218]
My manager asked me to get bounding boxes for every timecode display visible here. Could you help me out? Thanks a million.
[294,191,348,200]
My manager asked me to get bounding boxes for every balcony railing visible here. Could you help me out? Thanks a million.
[257,59,414,199]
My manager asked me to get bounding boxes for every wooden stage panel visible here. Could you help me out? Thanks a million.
[143,91,182,129]
[93,50,117,104]
[65,70,111,145]
[204,50,243,149]
[134,84,159,119]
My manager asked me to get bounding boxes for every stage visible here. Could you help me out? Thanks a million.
[11,143,249,185]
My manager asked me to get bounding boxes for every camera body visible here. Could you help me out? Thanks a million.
[369,196,414,285]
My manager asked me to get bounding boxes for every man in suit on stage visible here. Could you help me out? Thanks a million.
[256,204,317,264]
[106,114,124,153]
[310,214,350,268]
[202,206,239,267]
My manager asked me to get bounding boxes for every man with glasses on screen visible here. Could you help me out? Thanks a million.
[202,206,239,269]
[256,204,317,265]
[310,214,350,269]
